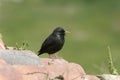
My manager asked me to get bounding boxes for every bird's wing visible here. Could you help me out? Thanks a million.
[43,36,54,47]
[39,35,56,53]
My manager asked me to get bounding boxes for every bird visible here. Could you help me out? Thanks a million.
[38,27,67,58]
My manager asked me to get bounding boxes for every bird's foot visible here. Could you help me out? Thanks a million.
[48,59,55,65]
[49,54,62,59]
[55,56,63,59]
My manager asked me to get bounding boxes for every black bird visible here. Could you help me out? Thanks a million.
[38,27,67,58]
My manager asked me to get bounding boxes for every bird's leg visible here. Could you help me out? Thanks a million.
[48,54,58,59]
[49,53,62,59]
[54,53,58,58]
[48,54,53,58]
[48,54,55,65]
[54,53,62,59]
[48,54,55,58]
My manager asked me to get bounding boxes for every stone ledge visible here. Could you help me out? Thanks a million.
[0,50,120,80]
[0,38,120,80]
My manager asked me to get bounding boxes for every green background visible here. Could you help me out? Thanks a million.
[0,0,120,74]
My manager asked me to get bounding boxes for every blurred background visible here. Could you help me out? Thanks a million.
[0,0,120,74]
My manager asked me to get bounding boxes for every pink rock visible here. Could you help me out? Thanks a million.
[67,63,86,80]
[0,59,7,64]
[0,37,120,80]
[41,58,70,79]
[0,49,119,80]
[85,75,100,80]
[0,64,22,80]
[12,58,86,80]
[0,39,5,50]
[13,65,47,80]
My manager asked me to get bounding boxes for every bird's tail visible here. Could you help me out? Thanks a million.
[37,50,43,56]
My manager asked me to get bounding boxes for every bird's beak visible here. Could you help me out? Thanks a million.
[65,31,70,33]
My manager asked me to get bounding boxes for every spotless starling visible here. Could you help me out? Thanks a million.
[38,27,68,58]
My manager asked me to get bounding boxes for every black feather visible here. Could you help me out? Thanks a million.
[38,27,65,56]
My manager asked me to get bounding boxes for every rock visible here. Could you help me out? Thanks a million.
[0,35,120,80]
[0,38,5,50]
[97,74,120,80]
[0,51,120,80]
[0,50,41,66]
[0,59,7,64]
[0,49,86,80]
[0,37,41,66]
[41,58,86,80]
[13,65,47,80]
[85,75,100,80]
[0,64,22,80]
[12,58,86,80]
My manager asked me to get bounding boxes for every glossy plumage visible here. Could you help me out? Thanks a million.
[38,27,65,56]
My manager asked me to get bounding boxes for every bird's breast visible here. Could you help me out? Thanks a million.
[56,40,64,50]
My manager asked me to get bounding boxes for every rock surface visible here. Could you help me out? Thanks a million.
[0,58,100,80]
[0,38,5,50]
[0,37,120,80]
[0,50,41,66]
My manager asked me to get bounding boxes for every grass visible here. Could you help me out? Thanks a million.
[0,0,120,74]
[14,41,29,50]
[107,46,118,75]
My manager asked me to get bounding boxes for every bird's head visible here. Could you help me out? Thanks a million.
[53,27,65,36]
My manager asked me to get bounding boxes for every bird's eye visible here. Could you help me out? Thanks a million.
[59,29,64,32]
